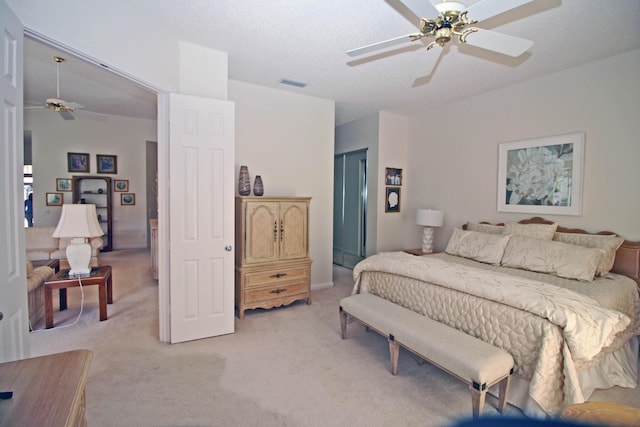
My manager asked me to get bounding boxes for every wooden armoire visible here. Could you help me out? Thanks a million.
[235,196,312,318]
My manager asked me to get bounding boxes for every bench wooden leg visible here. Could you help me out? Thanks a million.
[388,335,399,376]
[497,374,512,413]
[470,384,486,419]
[340,307,347,339]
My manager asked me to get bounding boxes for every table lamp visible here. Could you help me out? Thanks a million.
[416,209,444,253]
[52,204,103,277]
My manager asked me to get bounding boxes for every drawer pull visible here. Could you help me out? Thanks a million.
[270,273,288,279]
[270,288,287,294]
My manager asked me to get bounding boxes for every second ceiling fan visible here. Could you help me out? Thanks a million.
[348,0,535,75]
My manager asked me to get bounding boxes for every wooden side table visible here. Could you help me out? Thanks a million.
[0,349,92,427]
[44,265,113,329]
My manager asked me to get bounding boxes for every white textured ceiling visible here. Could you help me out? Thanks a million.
[23,0,640,125]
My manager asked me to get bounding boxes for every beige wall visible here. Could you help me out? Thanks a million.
[229,80,335,288]
[405,49,640,251]
[25,110,157,249]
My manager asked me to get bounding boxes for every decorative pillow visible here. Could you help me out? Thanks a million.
[445,228,511,265]
[466,222,504,235]
[503,222,558,240]
[553,232,624,276]
[501,235,601,281]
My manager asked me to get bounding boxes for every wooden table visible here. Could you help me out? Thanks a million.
[0,349,93,427]
[44,265,113,329]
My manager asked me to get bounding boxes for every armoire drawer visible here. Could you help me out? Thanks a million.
[244,282,309,304]
[244,265,309,289]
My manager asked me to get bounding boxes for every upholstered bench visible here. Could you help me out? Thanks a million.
[340,293,514,419]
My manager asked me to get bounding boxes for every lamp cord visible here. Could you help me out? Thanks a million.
[30,277,85,332]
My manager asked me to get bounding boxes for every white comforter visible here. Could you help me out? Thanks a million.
[352,252,639,414]
[353,252,630,362]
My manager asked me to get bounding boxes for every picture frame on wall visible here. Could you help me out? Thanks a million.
[56,178,72,192]
[385,167,402,186]
[97,154,118,174]
[114,179,129,192]
[497,132,584,216]
[385,187,401,213]
[46,192,63,206]
[67,152,89,173]
[121,193,135,205]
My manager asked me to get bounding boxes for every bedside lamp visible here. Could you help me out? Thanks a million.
[52,204,103,277]
[416,209,444,253]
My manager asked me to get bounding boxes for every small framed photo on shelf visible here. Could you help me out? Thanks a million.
[67,152,89,173]
[56,178,72,192]
[97,154,117,174]
[46,192,63,206]
[385,187,401,213]
[114,179,129,192]
[121,193,135,205]
[385,168,402,186]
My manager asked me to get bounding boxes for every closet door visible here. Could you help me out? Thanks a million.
[279,200,308,261]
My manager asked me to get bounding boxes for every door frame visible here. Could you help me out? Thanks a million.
[23,28,172,342]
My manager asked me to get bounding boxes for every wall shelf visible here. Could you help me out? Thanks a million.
[72,176,113,251]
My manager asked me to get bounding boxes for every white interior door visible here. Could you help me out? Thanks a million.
[169,93,235,343]
[0,0,28,362]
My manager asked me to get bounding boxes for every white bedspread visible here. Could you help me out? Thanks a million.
[353,252,630,362]
[351,252,640,414]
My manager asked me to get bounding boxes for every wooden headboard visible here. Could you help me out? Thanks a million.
[465,216,640,285]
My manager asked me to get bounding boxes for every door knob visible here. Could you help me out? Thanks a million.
[224,245,233,251]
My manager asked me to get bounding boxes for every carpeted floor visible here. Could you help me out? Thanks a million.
[29,249,639,427]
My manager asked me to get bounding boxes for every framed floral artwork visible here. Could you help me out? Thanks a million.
[497,132,584,216]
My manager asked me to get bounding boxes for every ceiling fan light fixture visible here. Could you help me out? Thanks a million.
[435,1,466,17]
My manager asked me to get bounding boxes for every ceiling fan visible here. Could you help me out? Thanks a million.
[347,0,534,74]
[25,56,103,120]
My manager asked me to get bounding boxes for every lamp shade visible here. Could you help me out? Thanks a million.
[53,204,103,238]
[415,209,444,227]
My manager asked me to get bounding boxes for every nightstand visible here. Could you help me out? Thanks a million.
[404,248,431,256]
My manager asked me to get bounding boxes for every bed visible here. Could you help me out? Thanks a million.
[352,217,640,417]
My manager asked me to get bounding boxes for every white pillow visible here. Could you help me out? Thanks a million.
[501,235,601,281]
[504,222,558,240]
[445,228,511,265]
[466,222,504,235]
[553,232,624,277]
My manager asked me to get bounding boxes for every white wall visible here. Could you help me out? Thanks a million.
[406,49,640,251]
[228,80,335,288]
[25,110,157,248]
[377,111,409,252]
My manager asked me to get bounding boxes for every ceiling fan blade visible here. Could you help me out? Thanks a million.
[419,45,444,77]
[347,34,418,57]
[464,28,533,57]
[59,110,75,120]
[397,0,439,19]
[65,102,85,110]
[465,0,534,22]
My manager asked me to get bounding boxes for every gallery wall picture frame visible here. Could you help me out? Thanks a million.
[121,193,135,205]
[56,178,72,192]
[385,167,403,186]
[67,152,90,173]
[385,187,401,213]
[97,154,118,174]
[114,179,129,192]
[497,132,585,216]
[46,192,63,206]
